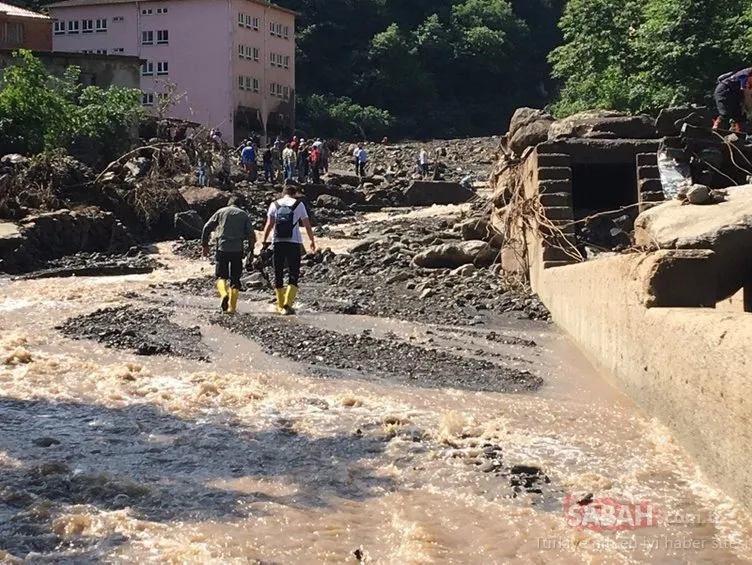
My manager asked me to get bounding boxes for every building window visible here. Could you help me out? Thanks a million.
[142,30,154,44]
[113,16,124,22]
[283,25,290,39]
[157,7,168,14]
[283,86,290,99]
[157,30,168,44]
[157,61,168,75]
[276,83,282,97]
[238,76,244,90]
[53,20,65,35]
[82,19,93,33]
[252,78,259,92]
[252,47,259,61]
[252,16,259,30]
[238,44,244,59]
[96,19,107,32]
[67,20,79,34]
[244,76,252,91]
[269,82,275,95]
[269,21,274,35]
[95,49,107,55]
[237,12,244,27]
[112,48,124,53]
[142,93,154,106]
[141,61,154,76]
[270,53,276,67]
[275,23,282,37]
[283,55,290,69]
[141,8,152,15]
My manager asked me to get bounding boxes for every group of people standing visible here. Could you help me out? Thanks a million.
[238,135,332,184]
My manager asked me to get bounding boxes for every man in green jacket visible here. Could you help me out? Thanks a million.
[201,196,255,313]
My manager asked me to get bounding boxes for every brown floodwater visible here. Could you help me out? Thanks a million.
[0,236,751,564]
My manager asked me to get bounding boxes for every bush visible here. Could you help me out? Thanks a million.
[0,50,143,165]
[297,94,394,140]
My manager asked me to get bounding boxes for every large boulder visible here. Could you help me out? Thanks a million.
[174,210,204,240]
[508,108,556,156]
[634,186,752,301]
[548,110,657,140]
[180,186,229,220]
[413,240,497,269]
[315,194,347,210]
[403,180,475,207]
[458,218,504,248]
[655,106,713,137]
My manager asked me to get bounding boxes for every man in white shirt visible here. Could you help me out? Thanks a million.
[419,149,429,178]
[261,186,317,315]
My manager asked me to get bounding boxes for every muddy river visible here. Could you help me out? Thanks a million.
[1,207,751,564]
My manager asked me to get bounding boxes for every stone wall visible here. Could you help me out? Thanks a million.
[0,49,142,89]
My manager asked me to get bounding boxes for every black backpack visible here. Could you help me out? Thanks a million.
[274,200,301,239]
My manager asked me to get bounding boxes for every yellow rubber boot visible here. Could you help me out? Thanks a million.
[275,288,286,314]
[284,284,298,315]
[216,279,229,312]
[228,288,239,314]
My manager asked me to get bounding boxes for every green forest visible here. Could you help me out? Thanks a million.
[13,0,752,139]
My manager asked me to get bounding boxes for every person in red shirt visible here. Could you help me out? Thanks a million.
[309,147,322,183]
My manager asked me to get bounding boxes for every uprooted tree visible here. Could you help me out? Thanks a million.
[0,50,143,165]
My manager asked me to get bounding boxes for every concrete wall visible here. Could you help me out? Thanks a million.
[535,252,752,510]
[0,49,141,88]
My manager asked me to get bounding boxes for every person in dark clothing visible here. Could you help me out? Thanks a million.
[714,67,752,132]
[262,144,273,181]
[261,186,317,315]
[297,144,310,183]
[201,197,255,314]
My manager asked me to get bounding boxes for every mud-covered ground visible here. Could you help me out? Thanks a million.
[214,313,542,394]
[57,306,209,361]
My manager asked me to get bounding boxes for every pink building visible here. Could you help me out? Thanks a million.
[47,0,296,144]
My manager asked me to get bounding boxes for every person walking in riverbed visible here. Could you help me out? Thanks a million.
[202,196,255,314]
[260,186,317,315]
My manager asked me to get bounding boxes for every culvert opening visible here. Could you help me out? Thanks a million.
[571,162,639,251]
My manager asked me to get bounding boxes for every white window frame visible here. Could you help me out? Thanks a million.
[269,82,275,95]
[269,21,275,35]
[270,52,276,67]
[53,20,65,35]
[156,61,168,75]
[283,85,290,99]
[283,55,289,69]
[238,12,244,27]
[141,61,154,76]
[141,8,152,15]
[95,49,107,55]
[283,25,289,39]
[245,76,252,91]
[82,19,93,33]
[96,18,107,32]
[252,47,259,61]
[156,7,167,14]
[156,29,168,44]
[142,93,154,106]
[142,30,154,44]
[113,16,124,22]
[238,44,245,59]
[239,76,245,90]
[67,20,79,34]
[251,16,259,30]
[112,48,124,53]
[276,83,282,97]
